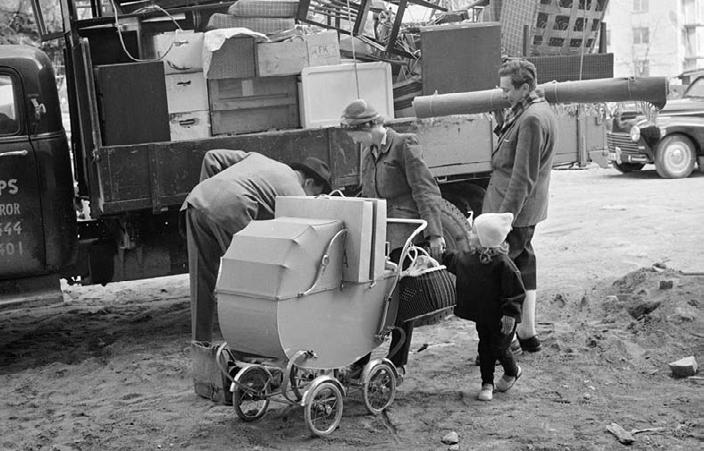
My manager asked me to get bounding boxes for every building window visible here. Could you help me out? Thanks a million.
[633,27,649,44]
[633,0,648,13]
[635,59,649,76]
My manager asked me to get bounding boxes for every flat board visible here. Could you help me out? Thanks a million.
[299,62,394,128]
[275,196,375,283]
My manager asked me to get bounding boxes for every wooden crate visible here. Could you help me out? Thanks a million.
[500,0,609,57]
[208,76,299,135]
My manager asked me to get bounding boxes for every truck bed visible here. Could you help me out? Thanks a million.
[92,110,598,216]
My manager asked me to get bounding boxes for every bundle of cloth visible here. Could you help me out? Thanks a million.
[207,0,299,34]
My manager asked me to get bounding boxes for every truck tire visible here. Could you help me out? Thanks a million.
[655,135,696,178]
[438,198,472,252]
[441,182,486,218]
[613,162,645,173]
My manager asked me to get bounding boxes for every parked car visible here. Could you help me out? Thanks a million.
[606,76,704,178]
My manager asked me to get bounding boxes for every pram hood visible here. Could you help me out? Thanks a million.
[216,217,344,301]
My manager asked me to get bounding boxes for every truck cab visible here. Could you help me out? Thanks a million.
[0,46,76,305]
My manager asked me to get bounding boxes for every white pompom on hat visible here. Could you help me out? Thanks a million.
[473,213,514,248]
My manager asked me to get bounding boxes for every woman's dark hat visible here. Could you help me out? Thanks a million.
[340,99,381,127]
[290,157,332,194]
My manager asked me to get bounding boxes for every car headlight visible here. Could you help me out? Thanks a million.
[629,125,641,142]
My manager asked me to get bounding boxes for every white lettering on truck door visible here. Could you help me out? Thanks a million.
[0,179,19,196]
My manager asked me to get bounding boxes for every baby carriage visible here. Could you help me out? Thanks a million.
[213,196,452,436]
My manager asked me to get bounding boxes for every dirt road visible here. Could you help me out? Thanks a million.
[1,165,703,450]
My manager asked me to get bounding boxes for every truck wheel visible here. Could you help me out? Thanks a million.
[655,135,696,178]
[613,162,645,173]
[461,184,486,218]
[441,183,485,218]
[439,198,472,252]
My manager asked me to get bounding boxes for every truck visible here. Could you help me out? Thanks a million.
[0,0,612,308]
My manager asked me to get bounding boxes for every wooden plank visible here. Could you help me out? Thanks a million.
[211,96,297,111]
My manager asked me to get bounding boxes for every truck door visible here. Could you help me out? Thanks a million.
[0,71,46,277]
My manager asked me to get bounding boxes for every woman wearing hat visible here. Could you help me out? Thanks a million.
[341,99,445,380]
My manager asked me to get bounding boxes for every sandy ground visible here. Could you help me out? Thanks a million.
[1,165,703,450]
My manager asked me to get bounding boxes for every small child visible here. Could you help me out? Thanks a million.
[443,213,526,401]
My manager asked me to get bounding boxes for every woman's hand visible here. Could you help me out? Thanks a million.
[427,236,446,261]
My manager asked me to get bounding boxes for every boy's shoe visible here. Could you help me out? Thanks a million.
[510,338,524,356]
[518,335,541,353]
[495,366,522,392]
[477,383,494,401]
[395,366,406,386]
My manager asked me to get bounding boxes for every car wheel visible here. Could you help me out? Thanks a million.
[613,162,645,173]
[654,135,696,179]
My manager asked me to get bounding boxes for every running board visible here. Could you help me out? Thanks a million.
[0,274,63,312]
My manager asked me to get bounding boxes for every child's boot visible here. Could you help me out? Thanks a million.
[477,383,493,401]
[496,366,522,392]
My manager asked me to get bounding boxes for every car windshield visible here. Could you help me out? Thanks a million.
[684,77,704,98]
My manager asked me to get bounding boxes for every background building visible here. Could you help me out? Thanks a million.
[604,0,704,79]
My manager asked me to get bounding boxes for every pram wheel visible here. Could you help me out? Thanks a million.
[233,366,271,422]
[363,361,397,415]
[304,380,344,437]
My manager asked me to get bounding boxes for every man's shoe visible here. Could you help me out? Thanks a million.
[518,335,541,353]
[495,366,522,392]
[477,383,494,401]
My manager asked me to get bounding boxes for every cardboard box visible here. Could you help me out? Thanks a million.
[153,30,204,74]
[256,31,340,77]
[206,36,256,80]
[305,31,341,66]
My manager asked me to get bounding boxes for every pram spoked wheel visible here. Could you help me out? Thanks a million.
[233,366,271,422]
[362,361,397,415]
[303,379,344,437]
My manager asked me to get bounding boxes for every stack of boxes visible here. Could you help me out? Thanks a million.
[148,27,375,140]
[154,30,211,140]
[205,32,303,136]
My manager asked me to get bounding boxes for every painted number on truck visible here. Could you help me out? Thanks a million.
[0,221,22,236]
[0,178,25,257]
[0,242,23,256]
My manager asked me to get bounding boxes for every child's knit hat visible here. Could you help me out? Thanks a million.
[473,213,514,248]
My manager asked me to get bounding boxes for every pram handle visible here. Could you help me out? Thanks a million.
[375,218,427,338]
[298,228,348,298]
